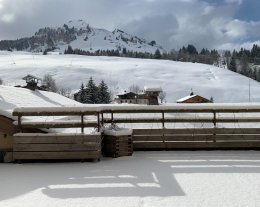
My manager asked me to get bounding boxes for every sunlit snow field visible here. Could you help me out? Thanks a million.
[0,151,260,207]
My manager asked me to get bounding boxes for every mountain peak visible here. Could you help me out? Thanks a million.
[0,21,165,53]
[66,19,89,30]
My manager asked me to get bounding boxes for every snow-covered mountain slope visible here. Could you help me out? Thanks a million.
[0,20,164,53]
[0,51,259,103]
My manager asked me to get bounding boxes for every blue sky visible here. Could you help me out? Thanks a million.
[0,0,259,50]
[203,0,260,21]
[236,0,260,21]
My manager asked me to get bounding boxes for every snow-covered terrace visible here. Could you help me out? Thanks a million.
[1,151,260,207]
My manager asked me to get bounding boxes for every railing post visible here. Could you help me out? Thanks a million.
[162,111,165,128]
[213,111,216,142]
[162,111,166,149]
[18,114,22,132]
[111,111,114,123]
[101,112,104,126]
[81,114,84,133]
[97,112,100,132]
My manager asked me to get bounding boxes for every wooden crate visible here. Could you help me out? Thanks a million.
[13,133,101,162]
[103,134,133,158]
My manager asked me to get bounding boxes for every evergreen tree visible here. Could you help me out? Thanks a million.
[78,83,86,103]
[240,54,251,76]
[187,44,198,54]
[154,49,162,59]
[229,52,237,72]
[97,80,111,104]
[65,45,73,54]
[85,77,98,104]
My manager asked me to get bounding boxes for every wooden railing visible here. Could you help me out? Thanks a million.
[13,107,100,133]
[12,104,260,151]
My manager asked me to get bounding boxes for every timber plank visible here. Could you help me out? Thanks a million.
[20,122,97,129]
[133,135,260,142]
[133,141,260,150]
[14,135,101,144]
[13,151,101,160]
[133,128,260,135]
[14,143,101,152]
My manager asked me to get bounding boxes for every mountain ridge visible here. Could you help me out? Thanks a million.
[0,20,164,53]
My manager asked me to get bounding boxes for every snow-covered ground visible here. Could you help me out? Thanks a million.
[1,51,260,103]
[0,151,260,207]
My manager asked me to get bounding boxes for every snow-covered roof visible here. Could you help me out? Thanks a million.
[176,94,197,102]
[144,86,162,92]
[22,74,42,81]
[0,85,82,119]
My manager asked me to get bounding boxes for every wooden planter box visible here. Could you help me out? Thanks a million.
[103,129,133,158]
[12,133,102,162]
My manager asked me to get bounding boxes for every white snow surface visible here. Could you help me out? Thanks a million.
[1,151,260,207]
[1,51,259,103]
[0,85,82,119]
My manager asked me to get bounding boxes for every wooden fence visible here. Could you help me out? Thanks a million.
[11,104,260,161]
[99,105,260,150]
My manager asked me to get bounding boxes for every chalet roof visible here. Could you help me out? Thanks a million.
[144,86,162,92]
[176,94,199,102]
[0,85,82,120]
[22,74,42,81]
[117,91,137,96]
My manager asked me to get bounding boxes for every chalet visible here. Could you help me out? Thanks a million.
[177,92,211,103]
[144,86,162,105]
[116,91,148,105]
[22,74,43,91]
[115,86,162,105]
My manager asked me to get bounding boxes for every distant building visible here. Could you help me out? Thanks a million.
[177,92,211,103]
[21,74,45,91]
[115,86,162,105]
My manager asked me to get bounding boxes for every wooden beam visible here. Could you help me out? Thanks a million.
[133,128,260,135]
[14,134,101,144]
[13,151,101,160]
[20,122,97,129]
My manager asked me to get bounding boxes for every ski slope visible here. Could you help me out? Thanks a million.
[0,51,259,103]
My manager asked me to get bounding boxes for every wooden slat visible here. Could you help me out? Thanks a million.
[13,151,101,160]
[134,135,260,142]
[14,143,100,152]
[13,111,98,116]
[101,108,260,113]
[104,117,260,124]
[104,118,214,123]
[14,135,101,144]
[133,128,214,135]
[21,122,97,129]
[133,128,260,135]
[134,141,260,150]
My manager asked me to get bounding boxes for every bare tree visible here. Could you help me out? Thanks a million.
[42,74,58,92]
[129,84,142,93]
[158,91,166,104]
[0,78,3,85]
[58,87,72,99]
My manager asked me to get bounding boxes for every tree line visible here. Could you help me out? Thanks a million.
[64,44,220,65]
[224,44,260,82]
